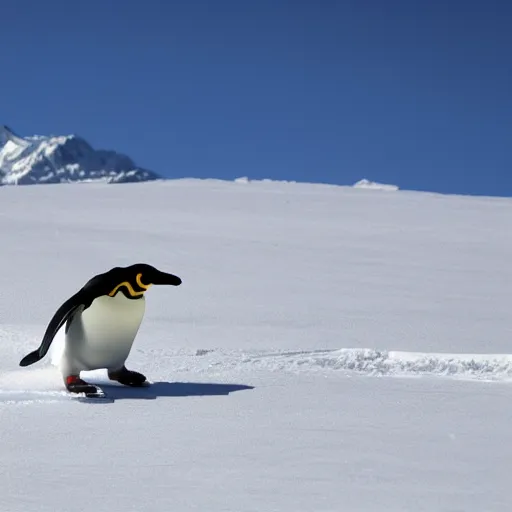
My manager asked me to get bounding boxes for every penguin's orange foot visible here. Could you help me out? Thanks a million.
[65,375,103,395]
[108,366,148,387]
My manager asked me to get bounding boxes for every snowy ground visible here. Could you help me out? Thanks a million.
[1,178,512,511]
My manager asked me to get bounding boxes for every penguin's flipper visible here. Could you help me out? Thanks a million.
[18,350,45,367]
[19,292,86,367]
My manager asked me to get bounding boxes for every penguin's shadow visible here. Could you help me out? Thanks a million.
[83,381,255,403]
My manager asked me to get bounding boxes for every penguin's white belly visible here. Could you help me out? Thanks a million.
[65,294,146,371]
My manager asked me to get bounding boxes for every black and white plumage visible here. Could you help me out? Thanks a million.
[19,263,182,395]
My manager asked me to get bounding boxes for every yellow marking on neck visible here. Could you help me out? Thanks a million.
[136,273,152,291]
[109,274,151,298]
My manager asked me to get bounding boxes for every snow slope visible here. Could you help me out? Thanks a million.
[1,179,512,511]
[0,125,161,185]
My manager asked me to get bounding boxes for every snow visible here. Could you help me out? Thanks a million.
[0,125,160,185]
[354,178,400,191]
[1,178,512,511]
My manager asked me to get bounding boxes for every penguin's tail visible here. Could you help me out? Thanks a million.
[19,350,42,367]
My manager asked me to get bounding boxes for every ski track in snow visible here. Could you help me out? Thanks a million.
[2,316,511,406]
[3,344,512,407]
[156,347,512,382]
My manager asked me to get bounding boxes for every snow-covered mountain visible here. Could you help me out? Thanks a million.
[0,125,162,185]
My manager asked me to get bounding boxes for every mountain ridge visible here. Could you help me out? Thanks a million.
[0,125,162,185]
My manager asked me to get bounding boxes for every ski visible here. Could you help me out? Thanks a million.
[73,388,114,403]
[67,383,111,401]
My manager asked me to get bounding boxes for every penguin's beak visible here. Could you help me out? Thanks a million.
[152,271,182,286]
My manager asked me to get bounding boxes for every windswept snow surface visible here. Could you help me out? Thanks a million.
[353,178,400,191]
[1,179,512,511]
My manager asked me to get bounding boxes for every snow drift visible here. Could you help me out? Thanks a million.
[353,178,399,191]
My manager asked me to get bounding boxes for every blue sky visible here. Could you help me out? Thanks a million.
[2,0,511,196]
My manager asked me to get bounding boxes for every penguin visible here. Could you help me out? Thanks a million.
[19,263,182,396]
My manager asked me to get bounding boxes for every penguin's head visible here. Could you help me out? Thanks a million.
[107,263,182,299]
